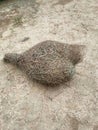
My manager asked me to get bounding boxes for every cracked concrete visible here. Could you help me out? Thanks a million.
[0,0,98,130]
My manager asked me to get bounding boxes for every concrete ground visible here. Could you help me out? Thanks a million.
[0,0,98,130]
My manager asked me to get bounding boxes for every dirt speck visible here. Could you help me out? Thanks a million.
[21,37,30,42]
[54,0,73,6]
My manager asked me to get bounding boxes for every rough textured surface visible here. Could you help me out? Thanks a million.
[0,0,98,130]
[3,40,84,85]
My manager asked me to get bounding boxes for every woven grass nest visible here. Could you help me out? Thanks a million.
[3,40,85,86]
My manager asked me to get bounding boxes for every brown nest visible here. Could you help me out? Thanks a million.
[4,40,85,86]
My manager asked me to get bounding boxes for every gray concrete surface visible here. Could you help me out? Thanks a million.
[0,0,98,130]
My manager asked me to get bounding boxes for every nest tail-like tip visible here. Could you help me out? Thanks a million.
[68,44,86,65]
[3,53,20,66]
